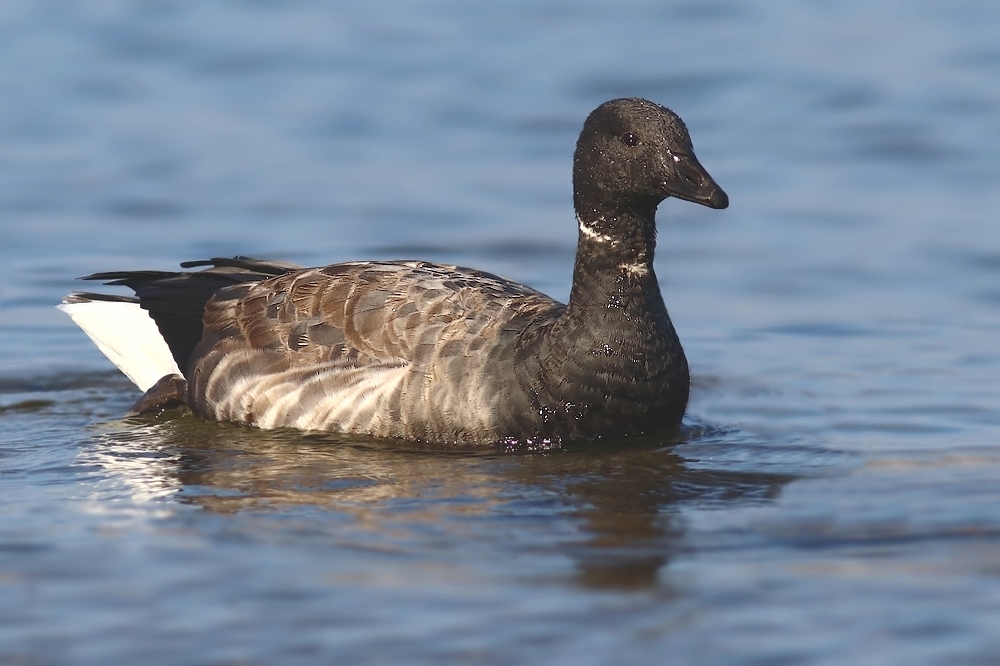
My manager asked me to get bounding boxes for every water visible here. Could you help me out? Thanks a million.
[2,0,999,663]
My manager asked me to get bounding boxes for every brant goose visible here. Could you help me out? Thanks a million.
[60,98,728,445]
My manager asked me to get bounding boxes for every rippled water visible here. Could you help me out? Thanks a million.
[2,1,1000,663]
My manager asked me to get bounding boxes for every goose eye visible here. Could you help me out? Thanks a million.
[620,132,641,147]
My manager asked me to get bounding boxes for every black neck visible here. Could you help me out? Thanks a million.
[541,197,680,410]
[504,197,688,440]
[567,197,664,319]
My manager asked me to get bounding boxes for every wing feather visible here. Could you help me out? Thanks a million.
[191,260,564,438]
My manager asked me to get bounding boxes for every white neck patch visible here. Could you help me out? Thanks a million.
[577,216,614,244]
[619,262,649,277]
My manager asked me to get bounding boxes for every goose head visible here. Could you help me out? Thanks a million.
[573,97,728,216]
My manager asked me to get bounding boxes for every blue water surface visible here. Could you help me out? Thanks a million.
[2,1,1000,664]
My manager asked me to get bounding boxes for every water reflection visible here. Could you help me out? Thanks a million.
[510,444,691,590]
[507,437,792,589]
[85,413,794,591]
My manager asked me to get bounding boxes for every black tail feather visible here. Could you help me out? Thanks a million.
[62,292,139,305]
[78,257,302,375]
[178,256,301,274]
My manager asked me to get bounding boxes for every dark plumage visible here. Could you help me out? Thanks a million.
[65,98,728,445]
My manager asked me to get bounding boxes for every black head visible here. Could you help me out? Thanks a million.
[573,98,728,215]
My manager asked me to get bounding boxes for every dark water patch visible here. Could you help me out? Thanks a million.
[879,404,999,419]
[0,369,140,428]
[431,102,500,131]
[957,351,1000,366]
[975,290,1000,306]
[664,0,749,22]
[691,375,784,398]
[94,25,191,63]
[70,77,136,102]
[358,205,468,229]
[930,94,998,116]
[846,120,964,163]
[0,542,50,554]
[0,399,54,415]
[480,240,574,260]
[679,416,849,477]
[765,322,873,338]
[308,111,380,139]
[0,370,130,395]
[511,115,580,137]
[131,158,186,180]
[744,265,883,298]
[1,294,70,308]
[950,46,1000,70]
[964,252,1000,272]
[709,523,1000,556]
[193,50,304,77]
[0,196,64,213]
[812,84,881,112]
[831,420,959,435]
[359,243,461,262]
[770,206,875,228]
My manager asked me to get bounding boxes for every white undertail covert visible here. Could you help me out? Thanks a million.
[57,300,181,392]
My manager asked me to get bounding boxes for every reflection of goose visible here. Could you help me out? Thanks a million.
[60,98,727,446]
[87,421,792,592]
